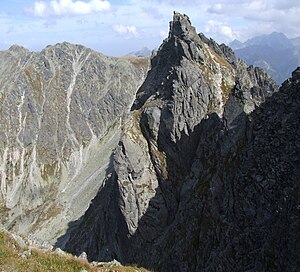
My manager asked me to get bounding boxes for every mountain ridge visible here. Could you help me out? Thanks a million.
[230,32,300,84]
[0,41,149,244]
[58,13,299,272]
[0,12,299,272]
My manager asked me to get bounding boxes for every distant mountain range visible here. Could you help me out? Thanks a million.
[230,32,300,84]
[127,47,152,57]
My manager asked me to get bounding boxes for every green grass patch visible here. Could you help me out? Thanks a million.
[0,231,150,272]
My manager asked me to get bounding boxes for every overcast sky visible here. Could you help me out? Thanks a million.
[1,0,300,56]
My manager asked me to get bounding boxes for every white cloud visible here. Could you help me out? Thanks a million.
[160,30,167,38]
[205,20,237,41]
[206,0,300,21]
[203,0,300,41]
[13,0,300,54]
[34,1,47,16]
[32,0,110,17]
[113,24,139,37]
[207,3,223,14]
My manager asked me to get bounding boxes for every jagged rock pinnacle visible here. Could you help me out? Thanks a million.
[292,67,300,81]
[169,12,199,41]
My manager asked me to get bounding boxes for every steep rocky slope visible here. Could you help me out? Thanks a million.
[60,13,300,272]
[152,67,300,271]
[0,42,148,242]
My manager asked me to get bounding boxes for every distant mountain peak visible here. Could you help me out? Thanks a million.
[230,31,300,84]
[269,31,287,37]
[229,39,244,50]
[8,44,29,54]
[245,31,292,50]
[127,47,152,57]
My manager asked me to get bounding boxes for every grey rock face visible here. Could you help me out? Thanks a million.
[61,13,297,272]
[0,42,148,242]
[155,67,300,271]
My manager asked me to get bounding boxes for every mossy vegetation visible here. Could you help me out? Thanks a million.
[24,66,44,104]
[125,110,143,144]
[202,44,235,106]
[0,91,5,113]
[121,56,150,73]
[221,77,233,104]
[207,97,219,113]
[0,205,10,214]
[0,231,90,272]
[41,161,61,181]
[0,231,149,272]
[210,50,232,70]
[150,147,168,180]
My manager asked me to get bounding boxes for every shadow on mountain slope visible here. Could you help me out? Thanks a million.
[55,153,131,262]
[57,71,300,271]
[128,76,300,271]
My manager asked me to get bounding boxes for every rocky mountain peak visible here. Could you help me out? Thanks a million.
[61,13,283,271]
[292,66,300,81]
[282,66,300,88]
[7,44,29,55]
[169,12,199,42]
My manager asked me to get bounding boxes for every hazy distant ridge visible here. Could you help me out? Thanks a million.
[230,32,300,84]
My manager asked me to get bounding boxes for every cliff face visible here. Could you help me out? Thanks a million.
[0,42,148,242]
[148,69,300,271]
[61,13,300,272]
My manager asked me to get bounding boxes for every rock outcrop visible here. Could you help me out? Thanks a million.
[146,68,300,271]
[61,13,300,272]
[0,42,149,242]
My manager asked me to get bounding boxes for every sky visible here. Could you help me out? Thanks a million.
[1,0,300,56]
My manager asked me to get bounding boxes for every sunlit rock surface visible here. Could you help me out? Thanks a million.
[0,42,149,243]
